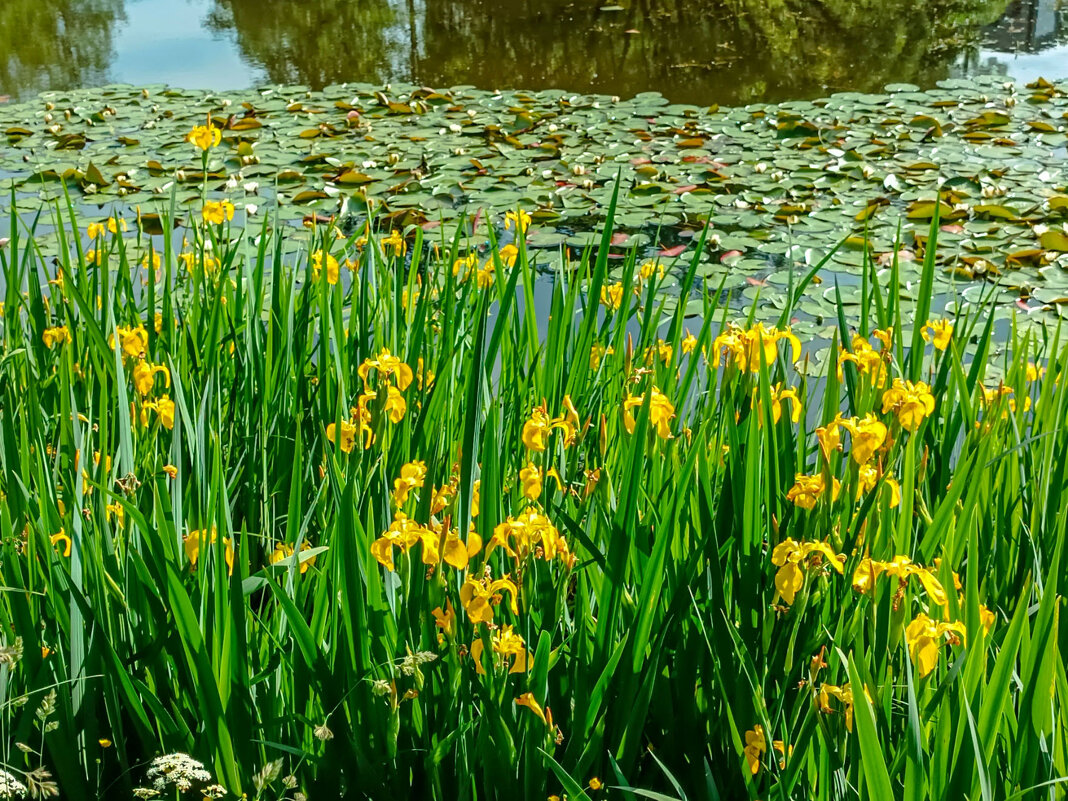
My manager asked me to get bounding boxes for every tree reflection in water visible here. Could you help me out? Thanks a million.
[209,0,1008,104]
[0,0,1010,105]
[0,0,125,99]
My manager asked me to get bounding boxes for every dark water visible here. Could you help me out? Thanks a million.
[0,0,1066,107]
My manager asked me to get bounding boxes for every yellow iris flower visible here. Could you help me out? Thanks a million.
[857,464,901,507]
[838,335,886,381]
[504,209,531,233]
[905,612,966,677]
[494,244,517,269]
[431,599,456,638]
[600,282,625,311]
[183,528,234,575]
[770,538,845,605]
[489,507,573,566]
[111,325,149,359]
[460,574,519,625]
[202,200,235,225]
[326,420,358,453]
[755,382,802,425]
[418,523,483,571]
[392,461,427,507]
[358,349,414,390]
[851,555,947,606]
[882,378,935,431]
[470,624,529,674]
[815,413,845,460]
[922,320,954,351]
[50,530,72,557]
[712,322,801,372]
[132,360,170,396]
[269,542,317,574]
[515,692,547,724]
[840,414,887,465]
[312,250,340,284]
[622,387,676,439]
[381,230,407,257]
[817,683,870,732]
[522,401,579,450]
[786,473,840,510]
[42,326,71,348]
[370,514,429,572]
[453,253,478,277]
[140,396,175,429]
[743,725,766,775]
[187,124,222,151]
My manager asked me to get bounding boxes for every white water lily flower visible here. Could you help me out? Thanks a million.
[243,181,259,194]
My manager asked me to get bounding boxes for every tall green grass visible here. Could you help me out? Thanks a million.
[0,187,1066,800]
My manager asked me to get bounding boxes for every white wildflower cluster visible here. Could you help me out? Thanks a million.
[0,770,26,799]
[145,753,213,792]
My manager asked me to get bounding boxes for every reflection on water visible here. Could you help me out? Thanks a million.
[0,0,125,100]
[958,0,1068,83]
[2,0,1066,105]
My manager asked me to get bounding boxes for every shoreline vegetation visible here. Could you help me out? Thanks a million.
[0,118,1065,797]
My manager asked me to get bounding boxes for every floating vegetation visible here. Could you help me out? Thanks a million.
[4,76,1068,329]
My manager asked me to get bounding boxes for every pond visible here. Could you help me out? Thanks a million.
[2,0,1068,106]
[4,1,1068,346]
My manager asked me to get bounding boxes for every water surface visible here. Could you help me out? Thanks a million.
[2,0,1067,105]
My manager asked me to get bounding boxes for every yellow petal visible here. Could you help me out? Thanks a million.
[775,562,804,605]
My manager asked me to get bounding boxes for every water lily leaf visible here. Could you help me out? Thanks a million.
[973,204,1022,222]
[292,190,330,204]
[230,117,263,131]
[1039,231,1068,252]
[1006,249,1045,267]
[906,200,952,220]
[84,163,110,187]
[335,171,374,185]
